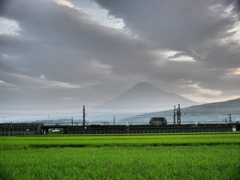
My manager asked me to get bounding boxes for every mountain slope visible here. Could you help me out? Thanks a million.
[86,82,197,123]
[122,98,240,124]
[103,82,195,108]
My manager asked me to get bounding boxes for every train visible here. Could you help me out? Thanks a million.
[149,117,167,125]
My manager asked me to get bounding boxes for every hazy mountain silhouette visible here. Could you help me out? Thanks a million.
[30,97,240,125]
[31,82,198,124]
[82,82,197,123]
[122,97,240,124]
[103,82,195,108]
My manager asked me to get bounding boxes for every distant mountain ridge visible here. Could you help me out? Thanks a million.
[83,82,197,124]
[121,97,240,124]
[30,97,240,125]
[103,82,196,108]
[190,98,240,110]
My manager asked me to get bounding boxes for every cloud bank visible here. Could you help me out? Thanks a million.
[0,0,239,116]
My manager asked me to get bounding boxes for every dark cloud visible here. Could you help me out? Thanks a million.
[94,0,235,50]
[0,0,154,108]
[221,0,240,17]
[0,0,11,15]
[93,0,240,96]
[0,0,239,113]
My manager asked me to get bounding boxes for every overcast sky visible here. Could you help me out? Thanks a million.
[0,0,240,117]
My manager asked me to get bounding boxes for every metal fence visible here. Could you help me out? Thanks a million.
[0,123,43,136]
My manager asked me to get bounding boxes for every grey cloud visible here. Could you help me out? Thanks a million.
[0,0,239,112]
[0,0,156,108]
[93,0,236,51]
[0,0,11,15]
[221,0,240,17]
[93,0,240,92]
[1,0,160,89]
[93,0,239,72]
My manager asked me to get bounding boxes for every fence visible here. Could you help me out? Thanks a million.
[0,123,43,136]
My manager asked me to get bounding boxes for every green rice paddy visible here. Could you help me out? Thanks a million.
[0,132,239,180]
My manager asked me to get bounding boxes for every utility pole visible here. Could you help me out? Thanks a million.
[228,114,232,123]
[71,116,73,126]
[177,104,181,125]
[83,105,86,127]
[173,105,176,124]
[113,116,115,126]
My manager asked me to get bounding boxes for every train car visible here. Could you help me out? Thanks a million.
[149,117,167,125]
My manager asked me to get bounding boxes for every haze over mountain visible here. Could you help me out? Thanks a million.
[27,96,240,125]
[82,82,196,123]
[122,98,240,124]
[4,82,196,124]
[102,82,196,111]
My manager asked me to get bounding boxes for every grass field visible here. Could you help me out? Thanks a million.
[0,132,240,180]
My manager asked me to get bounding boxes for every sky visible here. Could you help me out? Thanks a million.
[0,0,240,120]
